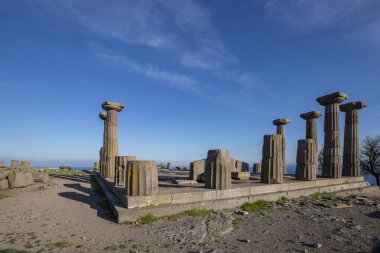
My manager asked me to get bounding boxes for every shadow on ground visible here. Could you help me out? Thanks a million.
[57,173,114,222]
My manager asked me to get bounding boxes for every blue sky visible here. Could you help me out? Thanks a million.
[0,0,379,167]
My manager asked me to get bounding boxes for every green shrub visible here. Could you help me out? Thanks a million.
[242,200,271,212]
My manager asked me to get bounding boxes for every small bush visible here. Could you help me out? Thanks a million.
[242,200,271,212]
[279,196,289,202]
[167,209,212,220]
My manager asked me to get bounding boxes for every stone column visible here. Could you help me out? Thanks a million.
[94,162,100,171]
[166,163,172,170]
[300,111,322,143]
[261,134,283,184]
[340,101,367,177]
[125,161,158,196]
[190,159,206,181]
[296,139,317,181]
[253,163,261,174]
[205,149,232,190]
[317,92,348,178]
[99,111,107,176]
[273,118,291,174]
[10,160,19,169]
[115,156,136,186]
[102,102,124,178]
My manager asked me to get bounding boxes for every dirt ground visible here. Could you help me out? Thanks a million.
[1,172,380,253]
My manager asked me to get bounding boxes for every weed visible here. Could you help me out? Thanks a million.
[49,241,70,249]
[242,200,271,212]
[139,214,158,225]
[167,209,212,220]
[308,192,326,199]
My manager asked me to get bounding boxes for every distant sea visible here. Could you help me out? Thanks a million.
[61,165,377,186]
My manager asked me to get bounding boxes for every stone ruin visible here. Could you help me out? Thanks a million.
[0,160,49,190]
[93,93,370,223]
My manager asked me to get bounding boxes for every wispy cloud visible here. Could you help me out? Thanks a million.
[96,53,204,95]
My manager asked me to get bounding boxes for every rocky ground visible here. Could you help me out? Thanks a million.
[1,171,380,253]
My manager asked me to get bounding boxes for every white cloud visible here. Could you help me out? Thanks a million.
[96,53,204,94]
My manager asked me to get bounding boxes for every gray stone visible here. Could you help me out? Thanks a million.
[261,134,283,184]
[0,162,5,168]
[25,173,34,186]
[190,159,205,181]
[102,101,124,178]
[253,163,261,174]
[0,171,9,180]
[205,149,232,190]
[273,118,291,174]
[173,179,198,185]
[340,101,367,177]
[166,162,172,170]
[317,92,348,178]
[115,156,136,186]
[231,171,250,180]
[94,162,99,171]
[10,160,19,169]
[32,170,49,183]
[125,160,158,196]
[296,139,317,181]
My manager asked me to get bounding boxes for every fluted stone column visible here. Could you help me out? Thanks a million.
[253,163,261,174]
[190,159,205,181]
[166,163,172,170]
[300,111,322,177]
[102,102,124,178]
[99,111,107,176]
[317,92,348,178]
[205,149,232,190]
[125,161,158,196]
[273,118,291,174]
[10,160,19,169]
[296,139,317,181]
[94,162,100,171]
[261,134,283,184]
[20,161,31,170]
[115,156,136,186]
[340,101,367,177]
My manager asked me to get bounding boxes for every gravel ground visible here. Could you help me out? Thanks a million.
[1,172,380,253]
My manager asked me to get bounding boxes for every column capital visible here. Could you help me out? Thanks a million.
[102,101,125,112]
[99,111,107,120]
[316,91,348,106]
[340,101,367,112]
[300,111,322,120]
[273,118,292,126]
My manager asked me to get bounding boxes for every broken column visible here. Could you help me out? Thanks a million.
[94,162,100,171]
[340,101,367,177]
[99,111,107,176]
[261,134,283,184]
[102,102,124,178]
[253,163,261,174]
[235,160,250,172]
[296,139,317,181]
[273,118,291,174]
[20,161,31,170]
[115,156,136,186]
[205,149,232,190]
[166,162,172,170]
[190,159,205,181]
[300,111,322,177]
[125,161,158,196]
[317,92,348,178]
[10,160,19,169]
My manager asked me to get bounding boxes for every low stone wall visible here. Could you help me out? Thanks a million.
[94,173,374,223]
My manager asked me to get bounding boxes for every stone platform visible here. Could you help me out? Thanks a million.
[94,172,374,223]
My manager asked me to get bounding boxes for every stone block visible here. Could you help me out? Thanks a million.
[205,149,232,190]
[8,170,27,188]
[25,173,34,186]
[295,139,317,181]
[32,170,49,183]
[0,162,5,168]
[125,161,158,196]
[231,171,250,180]
[235,160,249,172]
[166,163,172,170]
[189,159,205,181]
[253,163,261,174]
[115,156,136,187]
[0,171,9,180]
